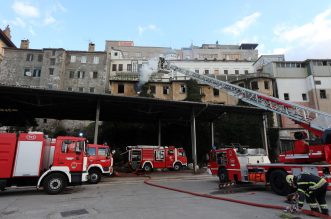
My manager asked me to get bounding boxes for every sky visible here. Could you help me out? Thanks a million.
[1,0,331,60]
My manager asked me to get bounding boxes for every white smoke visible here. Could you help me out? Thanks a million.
[138,58,158,88]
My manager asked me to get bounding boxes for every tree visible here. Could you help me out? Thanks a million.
[184,79,203,102]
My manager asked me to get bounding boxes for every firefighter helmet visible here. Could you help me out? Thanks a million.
[286,175,294,185]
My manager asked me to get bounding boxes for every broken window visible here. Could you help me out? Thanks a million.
[213,89,219,96]
[302,93,307,101]
[26,54,33,61]
[320,90,327,99]
[49,68,54,75]
[264,81,269,90]
[284,93,290,100]
[163,86,170,95]
[180,84,186,93]
[251,81,258,90]
[118,84,124,94]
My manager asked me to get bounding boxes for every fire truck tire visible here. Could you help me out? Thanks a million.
[43,173,67,195]
[88,169,101,184]
[269,170,292,196]
[218,168,228,183]
[143,163,152,172]
[173,163,182,171]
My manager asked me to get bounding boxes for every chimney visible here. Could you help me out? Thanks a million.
[3,25,12,39]
[20,39,30,49]
[88,42,95,52]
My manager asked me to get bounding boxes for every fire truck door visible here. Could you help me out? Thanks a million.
[165,149,175,168]
[154,149,165,168]
[58,140,84,172]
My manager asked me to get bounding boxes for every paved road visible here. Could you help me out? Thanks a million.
[0,172,326,219]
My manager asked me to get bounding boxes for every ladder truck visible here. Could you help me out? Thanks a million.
[158,57,331,195]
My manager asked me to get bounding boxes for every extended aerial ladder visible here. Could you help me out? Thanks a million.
[158,58,331,137]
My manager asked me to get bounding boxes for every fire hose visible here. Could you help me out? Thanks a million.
[143,176,331,219]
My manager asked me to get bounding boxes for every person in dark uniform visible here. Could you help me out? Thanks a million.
[286,173,329,215]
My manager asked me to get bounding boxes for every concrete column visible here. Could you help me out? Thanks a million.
[93,99,100,144]
[191,110,197,174]
[261,114,269,157]
[158,119,161,146]
[211,121,214,147]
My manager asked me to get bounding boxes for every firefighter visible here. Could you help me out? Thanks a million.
[286,173,329,215]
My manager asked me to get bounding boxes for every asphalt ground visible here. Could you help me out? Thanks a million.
[0,171,328,219]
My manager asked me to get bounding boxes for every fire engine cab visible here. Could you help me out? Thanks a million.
[127,145,187,172]
[0,132,88,194]
[87,144,113,184]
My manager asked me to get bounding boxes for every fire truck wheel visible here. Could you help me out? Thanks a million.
[269,170,292,196]
[143,163,152,172]
[218,168,228,183]
[43,173,67,194]
[174,163,182,171]
[88,169,101,184]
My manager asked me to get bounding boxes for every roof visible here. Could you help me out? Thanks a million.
[239,44,258,50]
[0,85,266,126]
[0,29,16,48]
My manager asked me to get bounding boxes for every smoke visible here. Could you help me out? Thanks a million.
[138,58,158,89]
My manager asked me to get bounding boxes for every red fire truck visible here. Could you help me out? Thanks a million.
[158,58,331,196]
[127,145,187,172]
[87,144,113,184]
[0,132,88,194]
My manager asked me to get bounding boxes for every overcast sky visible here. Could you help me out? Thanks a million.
[1,0,331,60]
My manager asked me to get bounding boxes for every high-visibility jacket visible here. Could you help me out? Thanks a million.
[294,173,327,208]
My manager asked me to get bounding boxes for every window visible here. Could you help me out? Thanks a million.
[89,87,95,93]
[251,81,258,90]
[315,80,321,85]
[138,64,142,72]
[87,147,96,156]
[238,83,245,88]
[98,148,108,156]
[50,58,55,65]
[195,69,199,73]
[26,54,33,61]
[213,89,219,96]
[68,87,73,91]
[119,64,123,71]
[163,86,170,95]
[204,69,210,74]
[38,54,43,62]
[127,64,132,72]
[33,69,41,77]
[52,50,56,56]
[168,150,174,155]
[49,68,54,75]
[69,71,75,78]
[70,55,76,63]
[78,71,85,79]
[118,84,124,93]
[302,93,307,101]
[284,93,290,100]
[214,69,219,75]
[114,52,118,56]
[78,87,84,92]
[150,85,156,94]
[43,119,47,123]
[180,84,186,93]
[155,150,165,161]
[24,68,31,76]
[224,70,228,75]
[92,71,98,79]
[81,56,87,63]
[235,70,239,75]
[244,70,249,75]
[112,64,117,71]
[93,56,99,64]
[264,81,269,89]
[320,90,327,99]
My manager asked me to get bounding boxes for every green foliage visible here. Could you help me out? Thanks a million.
[184,79,203,102]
